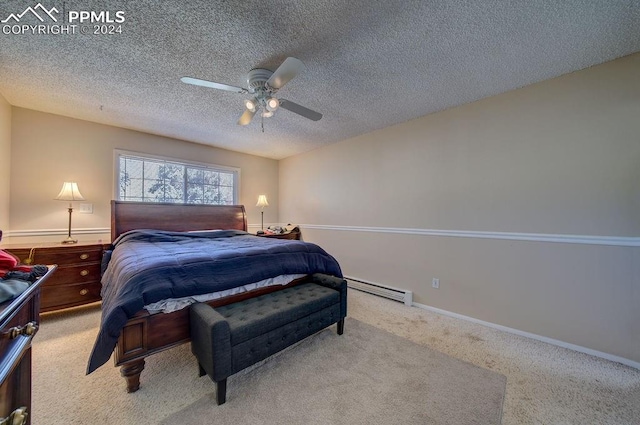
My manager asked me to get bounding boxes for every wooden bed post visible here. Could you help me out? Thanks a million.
[120,359,145,393]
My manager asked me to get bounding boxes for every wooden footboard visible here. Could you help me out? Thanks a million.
[114,278,307,392]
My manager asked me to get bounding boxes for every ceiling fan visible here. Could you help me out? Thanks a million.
[181,57,322,127]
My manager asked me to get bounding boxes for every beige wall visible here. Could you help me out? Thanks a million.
[5,109,279,243]
[280,53,640,363]
[0,94,10,233]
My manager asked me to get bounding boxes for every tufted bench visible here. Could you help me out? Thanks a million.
[190,273,347,405]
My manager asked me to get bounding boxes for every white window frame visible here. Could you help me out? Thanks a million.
[113,149,240,205]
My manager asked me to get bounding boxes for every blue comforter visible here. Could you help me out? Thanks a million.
[87,229,342,374]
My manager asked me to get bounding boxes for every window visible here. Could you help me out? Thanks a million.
[115,151,239,205]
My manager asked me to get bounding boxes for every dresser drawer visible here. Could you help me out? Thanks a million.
[0,297,38,371]
[41,282,102,311]
[31,247,103,265]
[42,264,101,287]
[7,246,105,266]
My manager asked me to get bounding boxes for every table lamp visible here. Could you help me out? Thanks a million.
[55,182,85,244]
[256,195,269,234]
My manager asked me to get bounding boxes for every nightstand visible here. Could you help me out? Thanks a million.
[256,227,301,240]
[5,242,109,312]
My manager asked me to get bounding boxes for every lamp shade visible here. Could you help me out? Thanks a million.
[55,182,85,201]
[256,195,269,208]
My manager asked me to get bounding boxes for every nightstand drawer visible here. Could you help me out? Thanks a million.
[42,265,100,286]
[6,246,104,266]
[25,246,104,265]
[40,282,102,311]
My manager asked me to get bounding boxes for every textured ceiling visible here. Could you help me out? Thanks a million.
[1,1,639,159]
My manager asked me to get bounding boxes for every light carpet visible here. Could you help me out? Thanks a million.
[32,289,640,423]
[32,305,505,424]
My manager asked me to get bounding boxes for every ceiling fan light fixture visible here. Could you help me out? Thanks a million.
[181,57,322,127]
[265,96,279,112]
[245,99,257,112]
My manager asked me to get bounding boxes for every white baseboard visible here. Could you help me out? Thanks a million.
[412,301,640,370]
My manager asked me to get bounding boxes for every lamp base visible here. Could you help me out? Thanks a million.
[61,237,78,244]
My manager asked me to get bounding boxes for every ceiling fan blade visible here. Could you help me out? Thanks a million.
[279,99,323,121]
[181,77,247,94]
[237,108,257,126]
[266,57,305,89]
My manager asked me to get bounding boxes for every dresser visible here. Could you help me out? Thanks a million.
[5,243,108,313]
[0,266,56,425]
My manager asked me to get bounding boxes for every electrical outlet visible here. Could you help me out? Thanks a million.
[432,278,440,289]
[79,203,93,214]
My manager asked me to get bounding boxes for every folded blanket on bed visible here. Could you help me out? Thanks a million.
[87,229,343,374]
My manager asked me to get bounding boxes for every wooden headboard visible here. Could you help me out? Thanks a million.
[111,200,247,241]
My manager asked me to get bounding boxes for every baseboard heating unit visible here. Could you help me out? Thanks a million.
[346,276,413,306]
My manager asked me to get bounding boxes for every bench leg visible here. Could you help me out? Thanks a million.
[337,319,344,335]
[216,379,227,405]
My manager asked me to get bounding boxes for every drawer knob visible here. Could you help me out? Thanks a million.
[6,322,38,340]
[80,253,89,260]
[80,289,89,296]
[80,269,89,277]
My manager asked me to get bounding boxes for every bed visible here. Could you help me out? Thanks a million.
[88,201,342,392]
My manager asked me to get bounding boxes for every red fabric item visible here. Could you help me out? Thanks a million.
[11,265,32,272]
[0,250,18,270]
[0,250,31,278]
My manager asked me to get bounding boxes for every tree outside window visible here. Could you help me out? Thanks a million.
[117,152,238,205]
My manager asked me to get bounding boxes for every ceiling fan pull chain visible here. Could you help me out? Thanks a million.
[261,113,265,133]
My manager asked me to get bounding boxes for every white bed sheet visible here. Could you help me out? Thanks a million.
[144,274,306,314]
